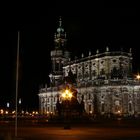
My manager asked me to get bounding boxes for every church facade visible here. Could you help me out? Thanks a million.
[38,18,140,117]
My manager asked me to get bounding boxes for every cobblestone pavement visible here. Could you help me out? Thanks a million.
[1,119,140,140]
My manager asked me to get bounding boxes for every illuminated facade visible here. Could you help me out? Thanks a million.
[38,18,140,116]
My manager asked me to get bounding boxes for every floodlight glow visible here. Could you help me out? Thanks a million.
[136,74,140,80]
[61,89,72,100]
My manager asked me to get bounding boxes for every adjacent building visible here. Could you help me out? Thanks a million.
[38,18,140,116]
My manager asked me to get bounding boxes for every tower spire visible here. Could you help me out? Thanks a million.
[54,17,67,49]
[50,17,69,87]
[59,16,62,27]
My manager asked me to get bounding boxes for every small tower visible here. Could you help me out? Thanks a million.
[50,17,70,87]
[54,17,66,49]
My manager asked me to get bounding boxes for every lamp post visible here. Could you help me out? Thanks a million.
[61,88,72,129]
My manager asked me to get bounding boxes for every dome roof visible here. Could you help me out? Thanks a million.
[57,27,64,33]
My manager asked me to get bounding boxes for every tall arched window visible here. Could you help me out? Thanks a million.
[101,103,105,112]
[89,104,91,112]
[89,94,91,100]
[129,102,132,112]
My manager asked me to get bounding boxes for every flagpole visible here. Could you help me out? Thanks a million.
[15,31,20,137]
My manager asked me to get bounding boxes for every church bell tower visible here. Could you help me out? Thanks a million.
[49,17,70,87]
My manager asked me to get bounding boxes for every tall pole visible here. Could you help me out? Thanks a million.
[15,31,20,137]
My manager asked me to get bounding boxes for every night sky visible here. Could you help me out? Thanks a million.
[0,2,139,111]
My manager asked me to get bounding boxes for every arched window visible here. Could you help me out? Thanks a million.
[92,70,96,76]
[101,103,105,112]
[47,98,49,102]
[114,100,120,113]
[89,104,91,112]
[55,62,59,71]
[88,94,91,100]
[111,67,118,78]
[129,102,132,112]
[100,69,105,75]
[47,107,50,112]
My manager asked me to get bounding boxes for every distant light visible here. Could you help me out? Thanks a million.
[5,111,8,114]
[21,110,24,114]
[12,110,15,114]
[117,110,121,114]
[35,111,38,115]
[7,102,10,108]
[25,111,29,115]
[89,111,92,114]
[136,74,140,80]
[19,98,21,104]
[0,109,4,114]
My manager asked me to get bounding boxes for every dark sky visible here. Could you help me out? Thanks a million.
[0,3,139,111]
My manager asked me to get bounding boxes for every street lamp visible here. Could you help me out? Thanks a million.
[136,74,140,84]
[61,88,73,129]
[61,89,72,100]
[136,74,140,80]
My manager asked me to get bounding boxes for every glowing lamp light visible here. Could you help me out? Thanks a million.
[117,110,121,114]
[19,98,21,104]
[25,111,29,115]
[136,74,140,80]
[12,110,15,114]
[0,109,4,114]
[5,111,8,114]
[61,89,72,100]
[89,111,92,114]
[35,111,38,115]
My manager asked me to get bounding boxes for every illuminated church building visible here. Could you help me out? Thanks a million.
[38,18,140,116]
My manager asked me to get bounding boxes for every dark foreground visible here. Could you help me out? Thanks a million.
[1,118,140,140]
